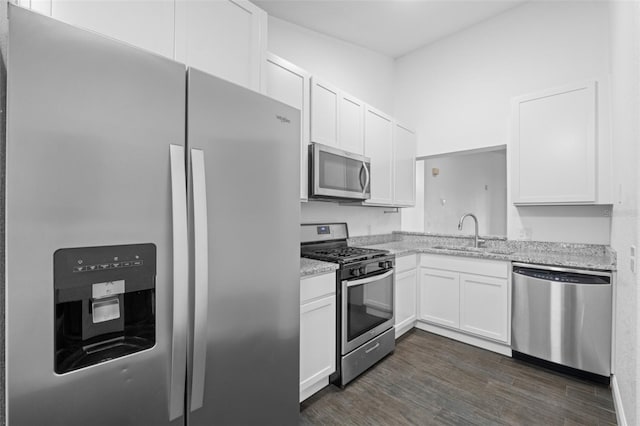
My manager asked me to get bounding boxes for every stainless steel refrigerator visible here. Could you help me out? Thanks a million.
[5,5,300,425]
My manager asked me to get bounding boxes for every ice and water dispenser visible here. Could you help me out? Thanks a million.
[54,244,156,374]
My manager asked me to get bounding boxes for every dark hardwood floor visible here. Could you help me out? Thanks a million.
[300,330,617,425]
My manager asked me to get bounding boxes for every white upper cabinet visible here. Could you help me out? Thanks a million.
[310,78,340,147]
[511,80,609,205]
[264,53,310,201]
[310,78,364,155]
[50,0,176,59]
[363,105,394,206]
[393,122,417,207]
[338,93,365,155]
[175,0,267,91]
[32,0,266,91]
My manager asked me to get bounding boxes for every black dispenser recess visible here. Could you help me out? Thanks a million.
[54,243,156,374]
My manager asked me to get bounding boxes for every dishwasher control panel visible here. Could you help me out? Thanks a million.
[513,266,610,284]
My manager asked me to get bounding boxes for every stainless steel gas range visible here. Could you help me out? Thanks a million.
[301,223,395,387]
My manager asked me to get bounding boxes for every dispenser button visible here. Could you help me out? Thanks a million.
[86,265,98,271]
[73,266,86,272]
[132,260,143,266]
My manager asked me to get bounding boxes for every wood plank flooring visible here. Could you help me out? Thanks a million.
[300,330,616,425]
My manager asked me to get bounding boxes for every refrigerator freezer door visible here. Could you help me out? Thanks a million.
[6,6,186,425]
[186,69,301,425]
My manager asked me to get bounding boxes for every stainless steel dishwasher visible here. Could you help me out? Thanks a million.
[511,263,612,382]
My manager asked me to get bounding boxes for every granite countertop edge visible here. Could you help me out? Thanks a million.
[361,242,616,272]
[300,258,339,278]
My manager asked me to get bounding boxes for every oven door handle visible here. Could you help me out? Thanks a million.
[344,270,394,288]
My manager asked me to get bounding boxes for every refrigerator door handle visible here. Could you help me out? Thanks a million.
[190,148,209,412]
[169,145,189,420]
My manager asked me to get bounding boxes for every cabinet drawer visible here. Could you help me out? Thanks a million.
[395,253,417,273]
[301,272,336,303]
[420,254,508,279]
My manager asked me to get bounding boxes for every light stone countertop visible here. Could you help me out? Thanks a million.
[359,240,616,271]
[300,257,339,278]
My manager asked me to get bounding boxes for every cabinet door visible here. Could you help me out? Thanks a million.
[175,0,266,91]
[300,295,336,401]
[419,268,459,328]
[310,78,339,148]
[511,81,597,204]
[459,273,508,342]
[264,54,310,201]
[338,93,364,155]
[395,268,417,338]
[364,106,394,205]
[393,122,416,206]
[51,0,175,58]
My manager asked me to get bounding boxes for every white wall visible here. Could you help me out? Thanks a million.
[609,1,640,425]
[394,1,612,244]
[423,150,506,236]
[400,160,424,233]
[268,15,399,235]
[267,16,395,113]
[301,202,400,237]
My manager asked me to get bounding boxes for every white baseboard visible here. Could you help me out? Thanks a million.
[611,374,628,426]
[415,321,512,356]
[300,376,329,403]
[395,319,416,339]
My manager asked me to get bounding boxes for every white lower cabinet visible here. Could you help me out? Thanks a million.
[419,268,460,329]
[418,254,511,354]
[459,273,509,342]
[394,254,417,338]
[299,272,336,402]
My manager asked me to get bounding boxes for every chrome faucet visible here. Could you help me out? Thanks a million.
[458,213,485,248]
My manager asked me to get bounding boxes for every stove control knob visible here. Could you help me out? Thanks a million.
[359,267,367,275]
[386,261,393,269]
[379,261,386,268]
[351,268,360,277]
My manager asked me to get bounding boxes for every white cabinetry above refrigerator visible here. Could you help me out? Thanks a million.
[23,0,267,91]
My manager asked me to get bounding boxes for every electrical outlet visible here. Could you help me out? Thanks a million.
[518,227,532,240]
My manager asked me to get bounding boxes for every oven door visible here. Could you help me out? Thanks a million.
[341,269,394,355]
[310,143,371,200]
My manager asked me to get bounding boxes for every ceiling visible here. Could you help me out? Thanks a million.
[254,0,528,58]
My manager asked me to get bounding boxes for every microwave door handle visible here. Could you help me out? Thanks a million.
[190,148,209,412]
[169,145,188,421]
[362,162,371,195]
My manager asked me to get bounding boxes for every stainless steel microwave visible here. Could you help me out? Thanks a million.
[309,143,371,201]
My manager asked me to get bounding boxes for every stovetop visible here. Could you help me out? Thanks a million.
[301,245,389,265]
[300,222,390,265]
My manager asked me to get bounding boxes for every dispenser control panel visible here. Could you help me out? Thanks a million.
[54,243,156,374]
